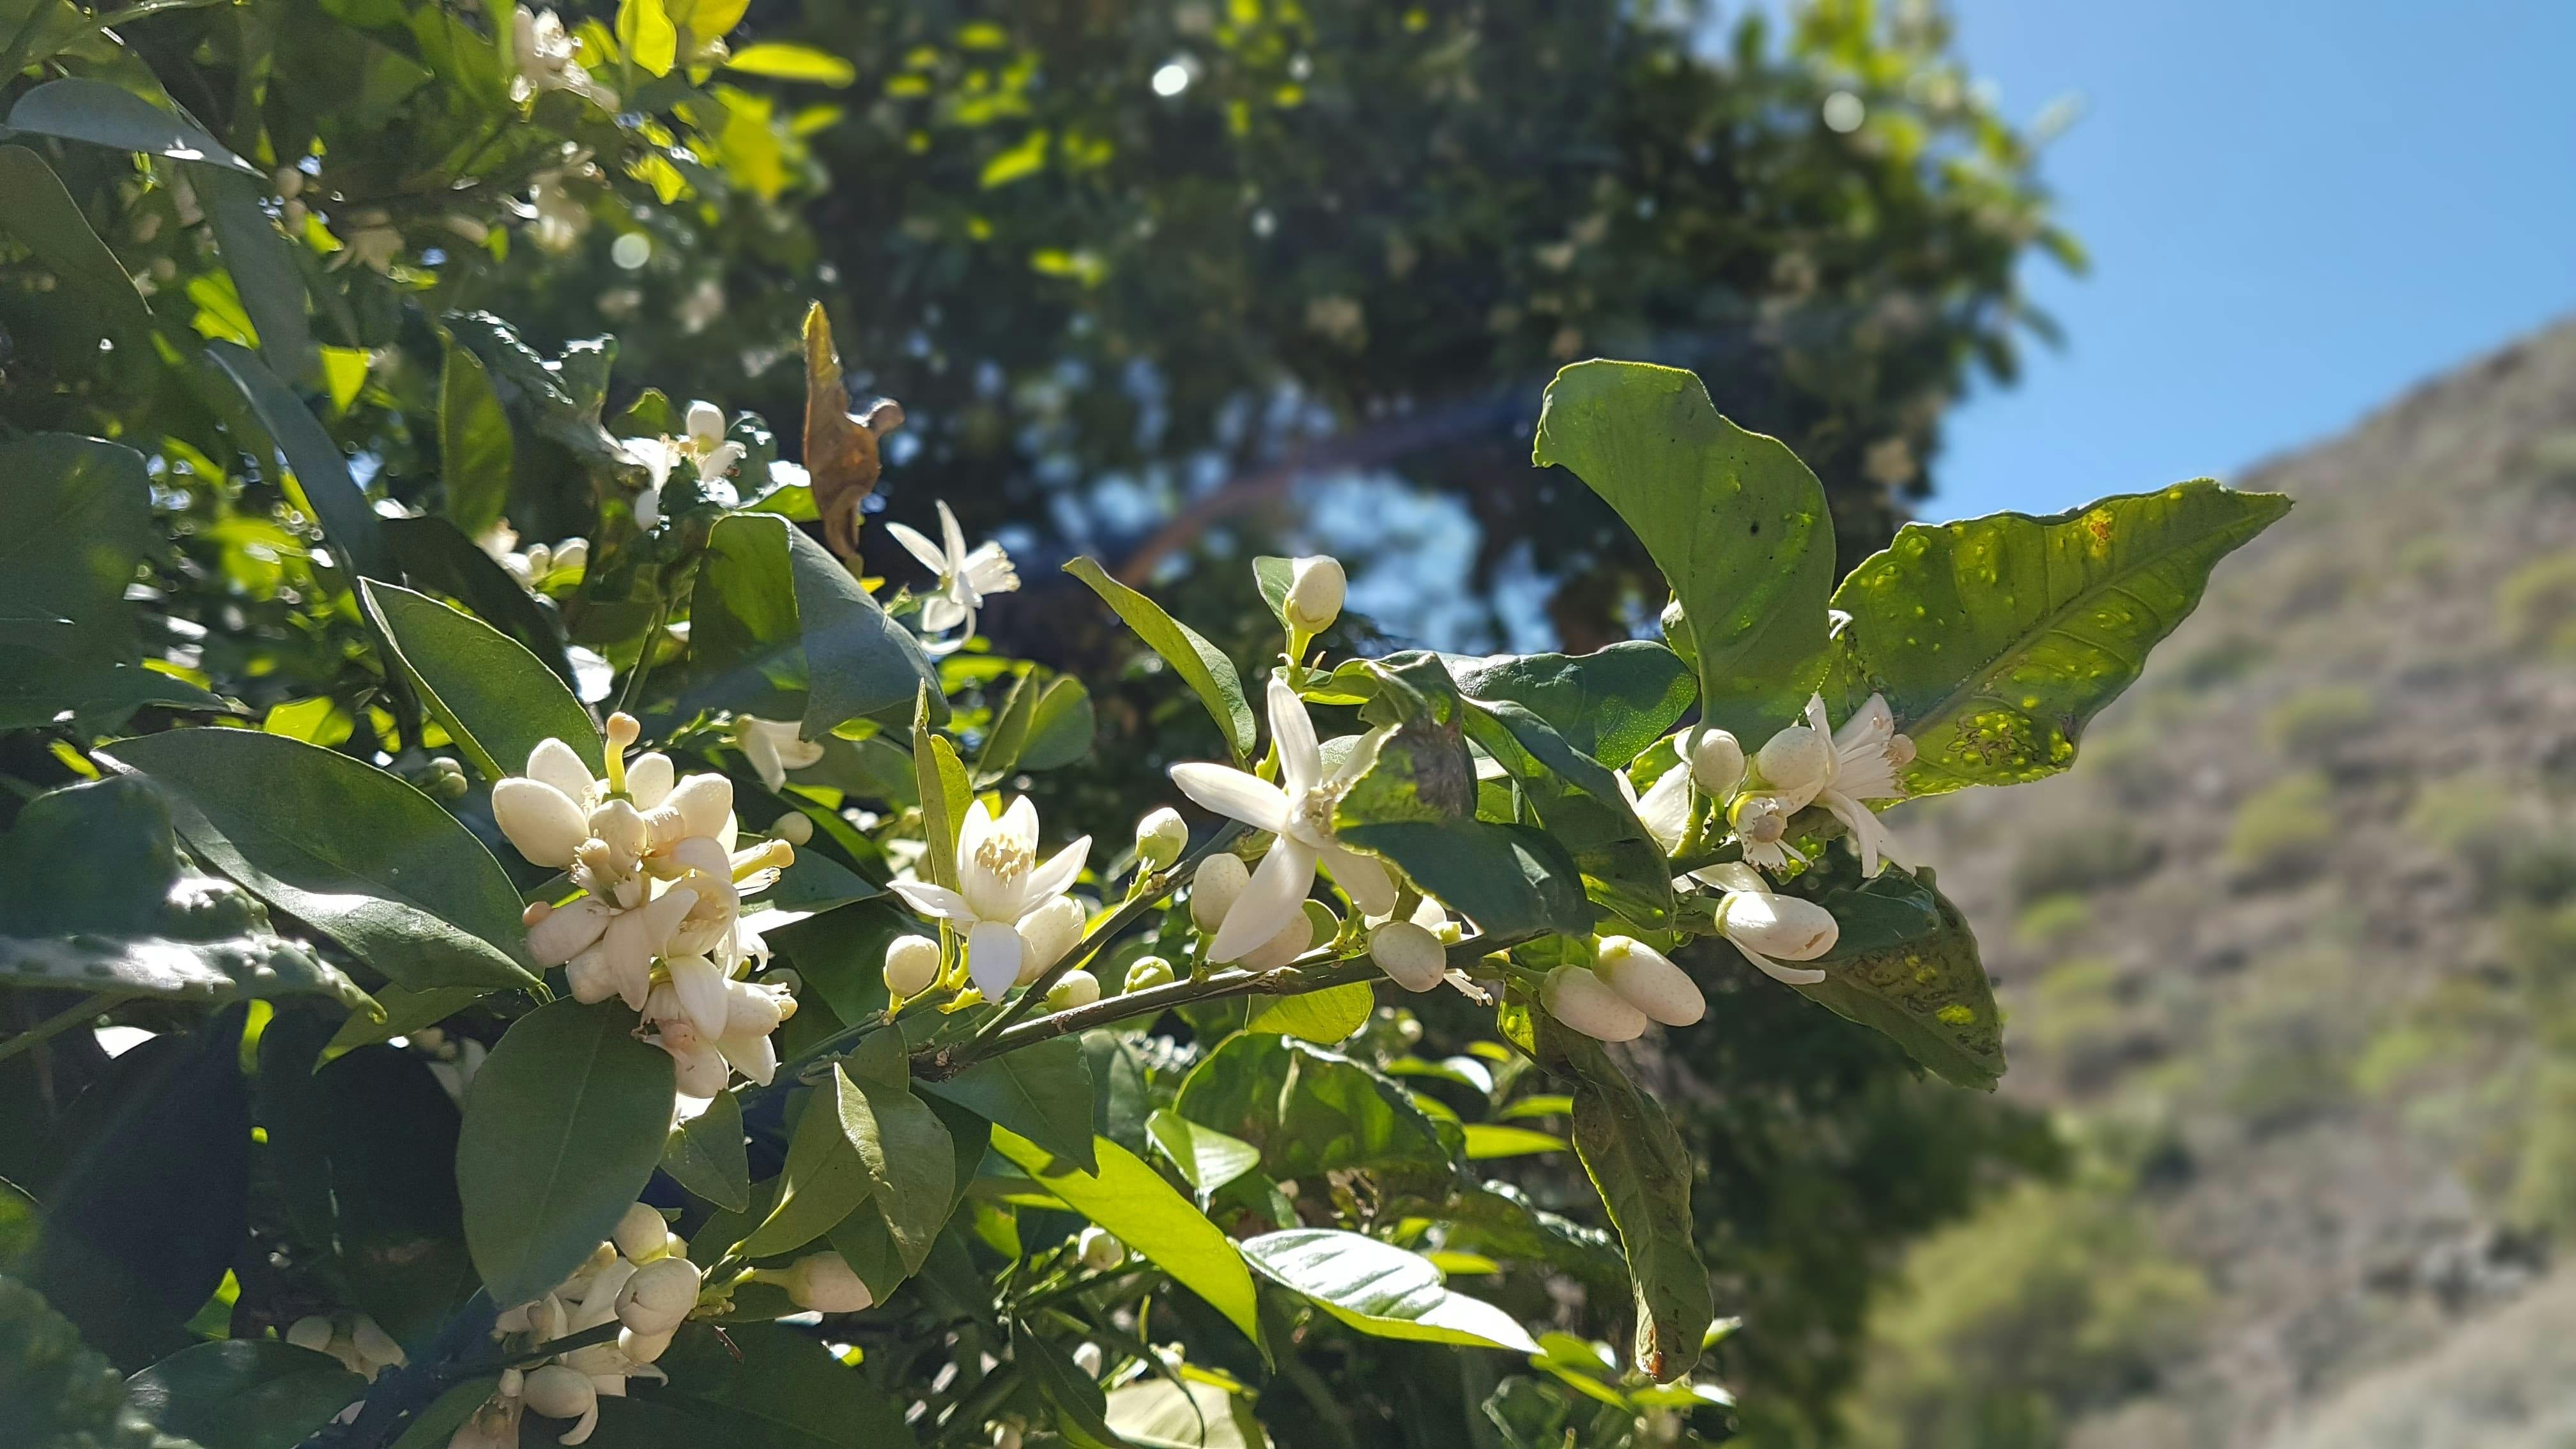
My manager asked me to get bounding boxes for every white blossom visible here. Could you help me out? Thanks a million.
[1366,919,1447,993]
[1540,964,1648,1042]
[735,716,823,792]
[1167,677,1397,962]
[1697,863,1840,985]
[510,6,618,109]
[1283,555,1346,634]
[1762,694,1909,875]
[1594,935,1704,1026]
[887,797,1090,998]
[885,500,1020,655]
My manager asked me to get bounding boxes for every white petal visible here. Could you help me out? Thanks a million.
[1322,728,1386,794]
[956,797,997,862]
[1735,941,1825,987]
[966,918,1024,999]
[1023,836,1091,903]
[962,542,1018,595]
[715,1029,778,1087]
[625,752,675,809]
[777,736,825,770]
[1267,677,1321,797]
[739,729,785,793]
[936,499,969,572]
[1318,843,1397,918]
[493,778,590,868]
[1632,765,1692,854]
[1169,763,1290,832]
[886,521,949,577]
[526,738,597,807]
[666,953,729,1039]
[889,878,972,921]
[997,795,1040,852]
[920,594,967,634]
[528,898,615,965]
[1208,838,1317,963]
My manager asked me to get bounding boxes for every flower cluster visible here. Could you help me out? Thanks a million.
[493,714,798,1095]
[509,6,618,111]
[284,1312,405,1382]
[449,1203,700,1447]
[475,521,587,592]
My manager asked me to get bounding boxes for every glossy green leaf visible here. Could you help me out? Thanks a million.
[436,341,514,539]
[1831,482,2291,794]
[739,1064,877,1257]
[845,1075,955,1273]
[654,1322,912,1445]
[454,999,676,1307]
[917,1036,1097,1174]
[1789,867,2004,1090]
[1171,1035,1457,1185]
[1448,642,1696,769]
[1531,360,1835,739]
[106,730,537,992]
[990,1127,1262,1346]
[1013,1317,1126,1448]
[1104,1376,1266,1449]
[0,148,157,371]
[199,168,318,388]
[689,514,942,733]
[1462,1124,1568,1160]
[664,1087,751,1212]
[381,515,578,693]
[362,580,597,782]
[7,78,259,172]
[125,1342,365,1449]
[0,435,191,732]
[1243,979,1373,1044]
[1494,1094,1575,1123]
[908,691,972,890]
[1535,1017,1713,1383]
[1239,1228,1538,1353]
[1145,1108,1261,1198]
[1064,556,1255,760]
[206,341,398,586]
[1335,819,1593,940]
[323,984,487,1057]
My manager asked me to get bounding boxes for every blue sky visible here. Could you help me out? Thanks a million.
[1924,1,2576,521]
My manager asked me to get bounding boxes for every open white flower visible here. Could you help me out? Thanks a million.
[1167,677,1398,962]
[1789,694,1908,876]
[735,716,824,792]
[1616,761,1692,855]
[885,500,1018,655]
[887,797,1089,997]
[616,401,746,530]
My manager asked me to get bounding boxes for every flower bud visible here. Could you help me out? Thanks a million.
[1367,920,1448,993]
[1190,852,1248,932]
[522,1364,597,1445]
[420,757,470,801]
[604,712,641,752]
[783,1251,873,1313]
[1689,729,1745,799]
[1071,1342,1103,1377]
[588,799,647,863]
[1717,892,1839,962]
[669,1043,730,1098]
[1077,1226,1126,1271]
[1016,896,1088,985]
[493,778,588,867]
[770,811,813,846]
[1284,555,1346,633]
[1755,721,1830,804]
[1046,970,1101,1011]
[884,935,941,998]
[613,1202,667,1262]
[351,1315,405,1370]
[1133,807,1186,870]
[686,400,725,448]
[551,539,588,574]
[1887,733,1918,769]
[615,1255,701,1336]
[723,979,792,1038]
[1595,936,1705,1027]
[286,1315,335,1354]
[1540,964,1649,1043]
[1122,956,1176,994]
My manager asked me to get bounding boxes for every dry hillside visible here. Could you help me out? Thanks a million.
[1849,316,2576,1448]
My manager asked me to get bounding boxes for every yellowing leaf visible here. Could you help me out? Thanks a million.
[725,42,855,86]
[616,0,677,75]
[979,128,1048,188]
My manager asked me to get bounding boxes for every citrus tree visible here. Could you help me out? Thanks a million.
[0,0,2285,1445]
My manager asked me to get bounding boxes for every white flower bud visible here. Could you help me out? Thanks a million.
[1541,965,1649,1043]
[1756,722,1831,804]
[669,1042,730,1098]
[551,539,588,574]
[286,1315,335,1354]
[783,1251,873,1313]
[522,1364,597,1445]
[884,935,941,998]
[1122,956,1176,994]
[1717,893,1839,962]
[1594,936,1704,1027]
[1367,921,1448,993]
[613,1202,666,1262]
[686,400,725,448]
[1046,970,1101,1011]
[1015,896,1088,984]
[1133,807,1187,870]
[1077,1227,1126,1271]
[1191,852,1248,932]
[1284,555,1346,633]
[770,811,813,846]
[1689,730,1745,799]
[723,979,791,1038]
[615,1255,701,1336]
[493,778,589,867]
[1888,733,1918,769]
[1071,1342,1103,1377]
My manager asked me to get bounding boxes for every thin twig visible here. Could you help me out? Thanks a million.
[0,992,134,1064]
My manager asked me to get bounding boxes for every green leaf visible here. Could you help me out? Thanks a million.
[7,79,259,172]
[1171,1035,1457,1185]
[454,999,676,1307]
[362,580,597,782]
[664,1087,751,1212]
[654,1322,912,1445]
[739,1064,877,1258]
[1448,642,1696,769]
[1535,1017,1712,1383]
[1243,979,1373,1045]
[381,515,578,692]
[105,730,537,992]
[1335,819,1593,940]
[1494,1094,1574,1122]
[1013,1317,1128,1448]
[1105,1376,1266,1449]
[844,1076,955,1273]
[1238,1228,1538,1353]
[1462,1124,1567,1160]
[324,984,487,1057]
[1788,867,2004,1090]
[125,1342,366,1448]
[1144,1108,1260,1198]
[907,691,972,892]
[437,342,514,539]
[1531,360,1836,739]
[989,1127,1262,1347]
[1064,556,1254,761]
[0,148,157,388]
[206,341,398,586]
[688,514,942,732]
[1831,482,2291,795]
[0,434,158,730]
[616,0,677,73]
[917,1036,1096,1174]
[199,168,318,388]
[724,41,856,84]
[981,670,1096,777]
